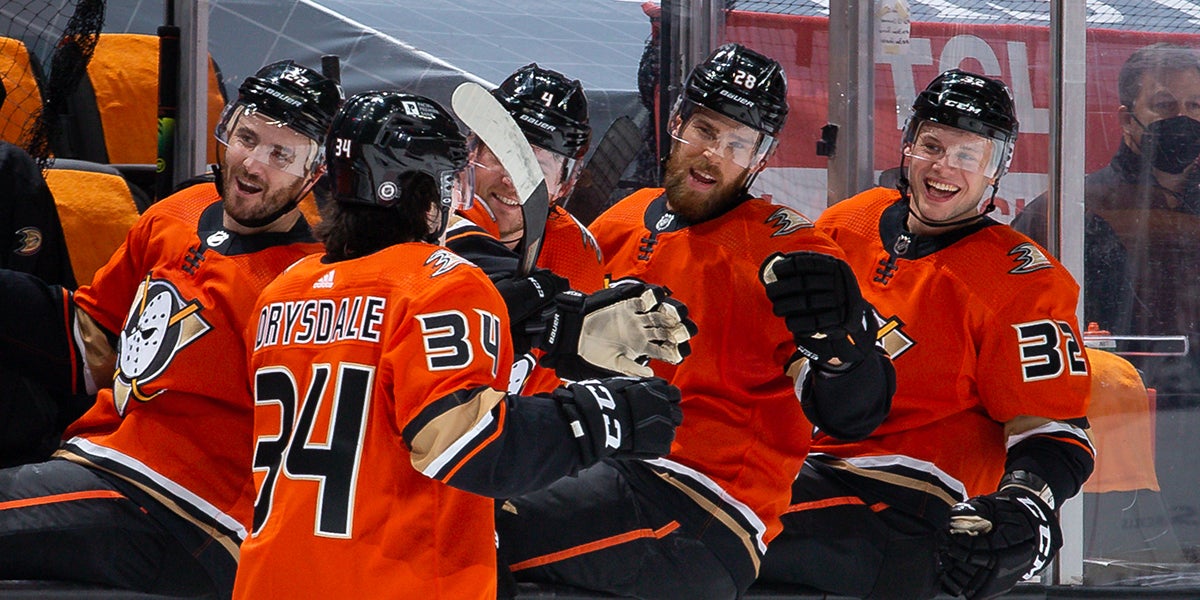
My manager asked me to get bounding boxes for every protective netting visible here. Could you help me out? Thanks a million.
[0,0,104,164]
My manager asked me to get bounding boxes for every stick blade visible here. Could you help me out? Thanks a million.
[451,82,539,202]
[451,81,550,274]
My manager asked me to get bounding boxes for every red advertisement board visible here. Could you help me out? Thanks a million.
[722,10,1200,220]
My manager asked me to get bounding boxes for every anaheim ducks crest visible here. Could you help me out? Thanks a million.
[765,206,813,237]
[1008,242,1053,274]
[114,277,211,415]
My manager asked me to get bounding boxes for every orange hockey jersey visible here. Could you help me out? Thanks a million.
[539,204,605,293]
[59,182,322,559]
[457,201,604,292]
[811,188,1093,501]
[588,187,844,560]
[233,243,518,599]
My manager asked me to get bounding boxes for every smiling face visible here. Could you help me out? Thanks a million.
[663,107,761,223]
[219,111,321,231]
[903,121,998,235]
[469,141,566,245]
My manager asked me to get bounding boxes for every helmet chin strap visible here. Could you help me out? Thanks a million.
[898,162,999,231]
[214,161,319,229]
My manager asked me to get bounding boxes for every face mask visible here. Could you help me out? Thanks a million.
[1137,114,1200,174]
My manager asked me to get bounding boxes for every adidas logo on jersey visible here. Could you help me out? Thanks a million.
[313,270,336,289]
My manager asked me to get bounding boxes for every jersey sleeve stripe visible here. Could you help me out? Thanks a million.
[1005,420,1096,456]
[440,400,507,482]
[58,438,247,545]
[405,387,506,479]
[811,453,970,504]
[645,457,769,555]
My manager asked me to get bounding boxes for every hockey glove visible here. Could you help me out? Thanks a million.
[539,280,697,381]
[760,251,877,372]
[554,377,683,464]
[493,269,571,355]
[939,471,1062,600]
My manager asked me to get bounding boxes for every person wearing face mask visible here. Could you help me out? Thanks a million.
[1013,42,1200,405]
[758,70,1094,600]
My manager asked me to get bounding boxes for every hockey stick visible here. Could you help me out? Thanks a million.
[451,82,549,276]
[563,115,644,225]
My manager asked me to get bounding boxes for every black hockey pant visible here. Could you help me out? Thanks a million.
[0,458,229,598]
[496,459,754,600]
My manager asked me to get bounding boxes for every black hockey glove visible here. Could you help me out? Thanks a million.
[554,377,683,465]
[760,251,877,373]
[539,280,697,381]
[493,269,571,355]
[939,471,1062,600]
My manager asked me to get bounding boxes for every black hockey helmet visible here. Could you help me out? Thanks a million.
[493,63,591,163]
[326,91,468,242]
[681,43,788,138]
[215,60,343,179]
[232,60,342,142]
[902,69,1018,180]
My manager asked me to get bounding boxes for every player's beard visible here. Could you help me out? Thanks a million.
[662,150,747,223]
[221,162,308,226]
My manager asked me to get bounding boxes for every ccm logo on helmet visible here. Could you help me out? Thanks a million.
[944,99,982,115]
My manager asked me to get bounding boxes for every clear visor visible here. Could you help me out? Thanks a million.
[449,162,475,213]
[669,110,774,169]
[902,121,1005,178]
[433,166,473,245]
[468,138,569,200]
[215,104,322,178]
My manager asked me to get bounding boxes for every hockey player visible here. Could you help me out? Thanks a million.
[757,70,1095,600]
[446,63,691,396]
[0,60,339,597]
[495,43,895,599]
[455,63,604,292]
[231,91,683,599]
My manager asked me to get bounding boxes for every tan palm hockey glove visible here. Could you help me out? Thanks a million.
[540,279,697,381]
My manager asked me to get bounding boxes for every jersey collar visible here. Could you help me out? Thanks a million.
[880,198,996,259]
[200,201,317,256]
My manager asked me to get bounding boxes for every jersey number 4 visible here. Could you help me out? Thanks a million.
[251,362,374,538]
